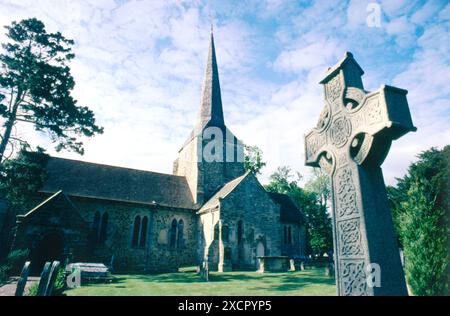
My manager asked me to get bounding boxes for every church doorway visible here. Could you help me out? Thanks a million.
[31,232,64,275]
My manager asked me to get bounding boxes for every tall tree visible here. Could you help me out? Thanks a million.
[304,168,330,208]
[388,146,449,295]
[0,18,103,162]
[244,144,266,175]
[0,146,49,259]
[0,146,49,214]
[265,166,302,194]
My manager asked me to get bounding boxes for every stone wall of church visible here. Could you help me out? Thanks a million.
[146,208,198,272]
[216,175,282,271]
[11,194,90,274]
[70,197,198,273]
[198,208,220,270]
[280,222,307,258]
[173,136,201,204]
[173,130,245,206]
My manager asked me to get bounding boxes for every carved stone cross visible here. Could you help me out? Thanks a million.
[305,52,416,296]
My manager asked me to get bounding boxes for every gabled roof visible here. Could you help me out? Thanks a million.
[41,157,196,210]
[21,190,74,218]
[268,192,306,224]
[197,172,250,213]
[18,190,87,228]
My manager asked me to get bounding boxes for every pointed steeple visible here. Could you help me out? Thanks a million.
[198,29,224,128]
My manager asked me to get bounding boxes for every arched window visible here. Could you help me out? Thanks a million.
[237,220,243,245]
[177,219,184,248]
[140,216,148,247]
[132,216,141,247]
[169,219,177,248]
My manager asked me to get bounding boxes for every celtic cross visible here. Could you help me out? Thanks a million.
[305,52,416,296]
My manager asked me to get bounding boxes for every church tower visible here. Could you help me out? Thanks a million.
[173,30,245,206]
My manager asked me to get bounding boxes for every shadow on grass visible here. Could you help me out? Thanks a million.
[257,276,335,293]
[107,268,336,293]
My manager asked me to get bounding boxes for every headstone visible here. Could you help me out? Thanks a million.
[325,262,334,278]
[36,262,52,296]
[14,261,31,296]
[201,266,209,282]
[289,259,296,272]
[45,261,61,296]
[300,261,305,271]
[304,52,415,296]
[199,258,209,281]
[109,255,115,273]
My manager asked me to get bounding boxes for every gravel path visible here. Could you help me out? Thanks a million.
[0,277,40,296]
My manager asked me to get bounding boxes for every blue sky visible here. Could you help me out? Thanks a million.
[0,0,449,185]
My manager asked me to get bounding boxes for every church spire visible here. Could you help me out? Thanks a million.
[198,29,224,127]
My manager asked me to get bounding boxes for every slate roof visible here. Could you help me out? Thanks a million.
[41,157,196,210]
[179,30,233,152]
[198,30,224,128]
[267,192,306,224]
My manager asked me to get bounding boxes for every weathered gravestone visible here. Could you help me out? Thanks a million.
[36,261,52,296]
[45,261,60,296]
[14,261,31,296]
[304,52,416,296]
[325,262,334,278]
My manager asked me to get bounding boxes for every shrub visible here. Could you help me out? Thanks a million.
[6,249,30,275]
[0,248,30,284]
[27,283,38,296]
[52,267,67,296]
[389,146,449,295]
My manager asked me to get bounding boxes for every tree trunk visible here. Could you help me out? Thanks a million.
[0,97,21,162]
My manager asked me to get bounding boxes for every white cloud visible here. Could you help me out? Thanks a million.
[0,0,448,189]
[385,16,414,35]
[273,36,345,73]
[410,0,443,24]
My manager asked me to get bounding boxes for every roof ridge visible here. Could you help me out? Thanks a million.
[48,156,186,179]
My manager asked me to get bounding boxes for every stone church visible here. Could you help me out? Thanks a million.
[10,32,306,274]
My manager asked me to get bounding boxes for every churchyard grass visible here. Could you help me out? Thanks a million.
[65,267,336,296]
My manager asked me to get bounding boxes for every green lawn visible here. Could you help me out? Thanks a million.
[65,267,336,296]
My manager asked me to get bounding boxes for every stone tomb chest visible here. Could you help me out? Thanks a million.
[257,256,289,273]
[66,263,112,283]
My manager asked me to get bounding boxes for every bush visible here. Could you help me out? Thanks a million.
[52,267,67,296]
[389,146,449,296]
[27,282,38,296]
[6,249,30,275]
[0,248,30,284]
[0,264,10,285]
